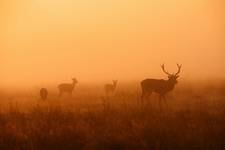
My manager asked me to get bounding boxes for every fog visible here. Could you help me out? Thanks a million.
[1,0,225,87]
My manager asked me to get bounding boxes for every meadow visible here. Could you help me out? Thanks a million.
[0,81,225,150]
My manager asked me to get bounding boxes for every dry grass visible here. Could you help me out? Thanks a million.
[0,82,225,150]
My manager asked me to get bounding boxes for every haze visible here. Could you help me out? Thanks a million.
[1,0,225,87]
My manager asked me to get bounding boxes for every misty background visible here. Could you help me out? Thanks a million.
[0,0,225,87]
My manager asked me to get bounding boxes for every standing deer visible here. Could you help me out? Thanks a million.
[58,78,78,97]
[40,88,48,100]
[104,80,118,95]
[141,64,181,106]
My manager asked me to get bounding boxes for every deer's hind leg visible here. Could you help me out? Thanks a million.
[69,91,73,97]
[58,91,63,98]
[159,95,168,111]
[141,92,145,100]
[141,90,147,101]
[141,90,152,106]
[159,95,163,111]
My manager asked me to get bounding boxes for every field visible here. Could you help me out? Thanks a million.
[0,81,225,150]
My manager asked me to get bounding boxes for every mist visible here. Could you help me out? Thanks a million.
[1,0,225,87]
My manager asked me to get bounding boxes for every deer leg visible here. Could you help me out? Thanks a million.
[162,95,169,112]
[162,95,168,108]
[141,91,148,105]
[112,91,116,97]
[105,91,109,98]
[141,92,145,100]
[159,95,163,111]
[58,92,62,98]
[69,91,73,97]
[145,92,152,106]
[141,91,146,102]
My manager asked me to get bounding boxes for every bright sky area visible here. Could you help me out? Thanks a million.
[0,0,225,87]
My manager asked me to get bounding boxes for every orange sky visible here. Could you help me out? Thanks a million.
[1,0,225,87]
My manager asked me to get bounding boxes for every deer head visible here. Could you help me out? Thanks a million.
[161,63,182,84]
[113,80,118,86]
[72,78,78,84]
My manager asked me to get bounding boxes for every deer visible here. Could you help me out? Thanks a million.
[141,64,181,107]
[104,80,118,95]
[58,78,78,97]
[40,88,48,100]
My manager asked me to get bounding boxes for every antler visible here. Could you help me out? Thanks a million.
[175,63,182,76]
[161,64,172,76]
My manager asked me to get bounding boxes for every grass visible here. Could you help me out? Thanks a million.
[0,82,225,150]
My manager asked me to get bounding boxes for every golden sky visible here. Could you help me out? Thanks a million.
[1,0,225,86]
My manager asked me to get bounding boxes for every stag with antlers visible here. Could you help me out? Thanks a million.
[141,64,182,106]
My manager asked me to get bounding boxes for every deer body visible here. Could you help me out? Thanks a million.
[58,78,78,97]
[40,88,48,100]
[105,80,118,94]
[141,64,181,105]
[141,79,177,99]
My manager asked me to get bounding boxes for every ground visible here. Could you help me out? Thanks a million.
[0,82,225,150]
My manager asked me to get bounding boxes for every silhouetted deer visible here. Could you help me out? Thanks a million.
[105,80,118,95]
[58,78,78,97]
[40,88,48,100]
[141,64,181,106]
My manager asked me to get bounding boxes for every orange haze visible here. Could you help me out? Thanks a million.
[1,0,225,87]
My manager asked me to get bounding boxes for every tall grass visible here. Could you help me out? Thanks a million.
[0,83,225,150]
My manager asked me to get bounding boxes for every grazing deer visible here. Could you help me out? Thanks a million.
[141,64,182,106]
[58,78,78,97]
[104,80,118,95]
[40,88,48,100]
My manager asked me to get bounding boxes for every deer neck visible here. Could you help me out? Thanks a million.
[166,80,176,91]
